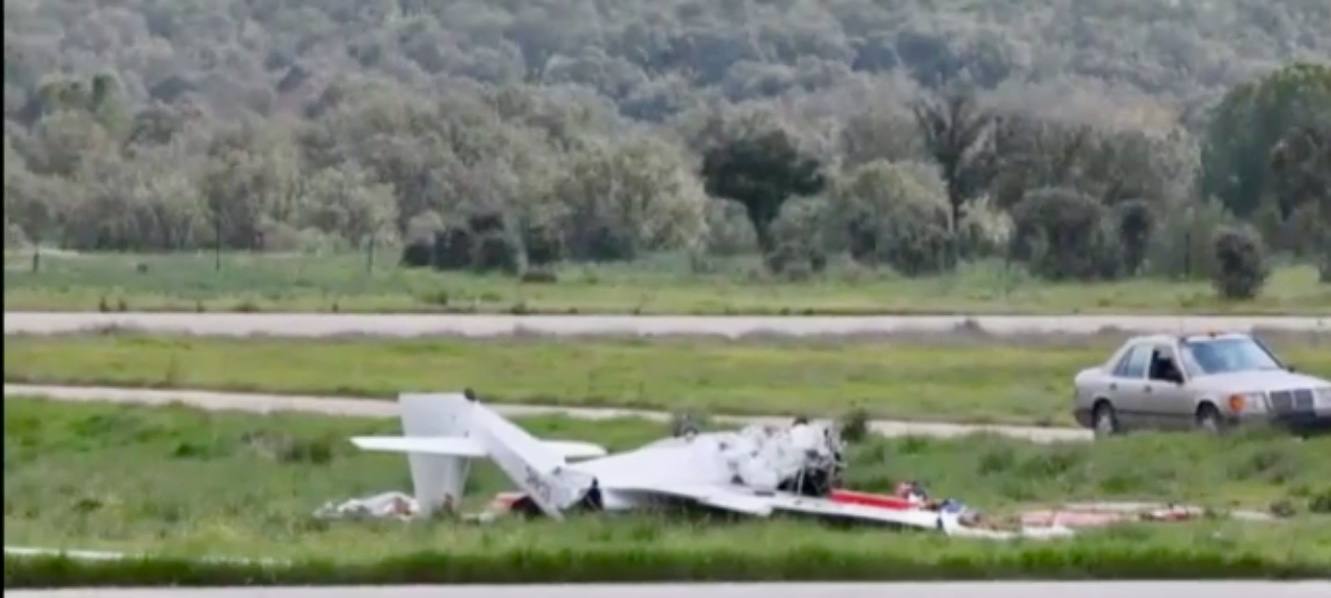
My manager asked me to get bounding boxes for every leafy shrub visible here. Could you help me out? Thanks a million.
[521,222,564,267]
[876,200,954,276]
[956,196,1013,259]
[1114,199,1154,276]
[838,407,870,444]
[1309,487,1331,513]
[400,239,432,268]
[432,227,473,270]
[1211,225,1269,300]
[702,200,758,256]
[472,232,522,274]
[1010,187,1118,280]
[830,160,956,276]
[669,410,709,437]
[764,197,829,278]
[1145,197,1231,280]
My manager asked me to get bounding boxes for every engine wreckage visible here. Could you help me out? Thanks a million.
[338,392,1247,539]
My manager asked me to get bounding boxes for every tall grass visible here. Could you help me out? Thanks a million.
[6,251,1328,314]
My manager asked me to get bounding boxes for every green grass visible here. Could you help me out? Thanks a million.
[5,398,1330,585]
[6,251,1329,315]
[7,333,1331,426]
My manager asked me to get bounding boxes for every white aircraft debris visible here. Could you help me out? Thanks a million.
[346,391,1073,539]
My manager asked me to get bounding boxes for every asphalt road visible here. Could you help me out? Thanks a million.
[9,582,1331,598]
[3,384,1093,443]
[5,311,1328,338]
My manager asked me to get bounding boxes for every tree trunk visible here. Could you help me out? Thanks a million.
[214,218,222,272]
[366,234,375,274]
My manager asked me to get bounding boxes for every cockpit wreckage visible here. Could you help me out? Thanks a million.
[343,392,1229,540]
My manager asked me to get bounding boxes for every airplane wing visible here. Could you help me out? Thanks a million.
[351,436,605,460]
[605,481,942,530]
[540,440,608,459]
[608,482,775,516]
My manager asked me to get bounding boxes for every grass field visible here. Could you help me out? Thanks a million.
[6,251,1329,315]
[5,398,1330,584]
[7,333,1331,426]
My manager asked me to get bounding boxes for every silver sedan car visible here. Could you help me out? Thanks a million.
[1073,332,1331,436]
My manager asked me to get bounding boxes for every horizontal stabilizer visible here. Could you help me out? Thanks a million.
[352,436,487,458]
[352,436,607,460]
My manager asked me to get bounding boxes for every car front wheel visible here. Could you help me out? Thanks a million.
[1196,404,1228,435]
[1093,402,1119,438]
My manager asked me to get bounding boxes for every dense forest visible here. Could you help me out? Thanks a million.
[4,0,1329,287]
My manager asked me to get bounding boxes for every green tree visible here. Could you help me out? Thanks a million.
[1010,187,1119,281]
[1201,63,1331,219]
[554,137,707,261]
[913,90,995,244]
[701,125,825,253]
[830,160,953,275]
[1212,225,1270,300]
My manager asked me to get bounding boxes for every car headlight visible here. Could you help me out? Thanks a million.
[1227,392,1268,414]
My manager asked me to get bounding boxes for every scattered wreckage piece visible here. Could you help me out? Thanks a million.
[345,391,1070,540]
[314,491,419,521]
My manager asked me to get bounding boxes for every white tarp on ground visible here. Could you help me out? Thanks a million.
[313,492,419,521]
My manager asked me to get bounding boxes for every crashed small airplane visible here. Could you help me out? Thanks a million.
[351,391,1069,539]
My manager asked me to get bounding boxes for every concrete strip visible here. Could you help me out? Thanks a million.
[5,312,1328,338]
[3,384,1092,443]
[7,582,1331,598]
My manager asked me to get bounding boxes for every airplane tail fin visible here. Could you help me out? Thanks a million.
[351,392,603,519]
[389,393,475,515]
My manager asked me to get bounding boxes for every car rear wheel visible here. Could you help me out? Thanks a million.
[1093,402,1119,438]
[1196,404,1227,435]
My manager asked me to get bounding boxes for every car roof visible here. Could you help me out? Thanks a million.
[1121,331,1251,345]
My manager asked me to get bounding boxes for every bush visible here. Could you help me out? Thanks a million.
[472,232,522,274]
[829,160,954,275]
[875,201,954,276]
[1009,188,1117,280]
[432,227,473,271]
[956,196,1013,259]
[1114,199,1154,276]
[399,239,432,268]
[1211,225,1269,300]
[838,407,870,444]
[764,197,829,278]
[1309,488,1331,513]
[1145,198,1231,280]
[703,200,758,256]
[521,222,564,267]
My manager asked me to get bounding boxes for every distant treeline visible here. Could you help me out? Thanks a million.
[3,0,1328,284]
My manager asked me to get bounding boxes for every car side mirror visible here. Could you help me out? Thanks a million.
[1287,364,1298,373]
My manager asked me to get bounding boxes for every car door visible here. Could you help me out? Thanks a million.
[1145,343,1193,429]
[1109,343,1153,429]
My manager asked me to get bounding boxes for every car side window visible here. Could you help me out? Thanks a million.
[1113,344,1151,379]
[1149,345,1183,382]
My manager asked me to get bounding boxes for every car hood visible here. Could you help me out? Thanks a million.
[1189,370,1330,394]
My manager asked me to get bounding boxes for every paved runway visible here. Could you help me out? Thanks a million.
[6,311,1327,338]
[3,383,1093,443]
[9,582,1331,598]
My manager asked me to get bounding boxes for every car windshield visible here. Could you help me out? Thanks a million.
[1181,338,1282,375]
